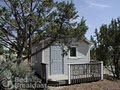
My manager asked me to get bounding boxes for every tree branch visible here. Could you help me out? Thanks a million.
[23,38,56,60]
[1,17,19,30]
[0,43,17,52]
[0,25,16,38]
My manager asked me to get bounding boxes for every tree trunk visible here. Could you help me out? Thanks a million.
[109,58,116,77]
[114,61,120,78]
[17,51,23,64]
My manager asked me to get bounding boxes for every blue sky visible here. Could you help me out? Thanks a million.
[70,0,120,39]
[1,0,120,39]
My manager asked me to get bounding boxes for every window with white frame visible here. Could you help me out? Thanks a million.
[69,47,77,57]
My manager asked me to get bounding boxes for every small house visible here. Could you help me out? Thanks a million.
[31,39,103,84]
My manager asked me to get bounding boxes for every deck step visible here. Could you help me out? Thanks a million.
[48,80,68,86]
[58,80,68,85]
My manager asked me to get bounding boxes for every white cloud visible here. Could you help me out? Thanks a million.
[86,1,111,8]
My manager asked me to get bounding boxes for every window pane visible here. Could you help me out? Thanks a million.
[70,47,76,57]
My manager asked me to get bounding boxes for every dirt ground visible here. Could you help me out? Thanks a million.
[48,76,120,90]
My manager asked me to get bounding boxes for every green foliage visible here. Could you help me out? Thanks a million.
[0,0,88,62]
[91,18,120,78]
[90,35,109,66]
[0,60,30,80]
[0,60,39,89]
[0,1,88,88]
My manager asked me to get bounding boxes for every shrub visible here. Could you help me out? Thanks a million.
[0,60,42,90]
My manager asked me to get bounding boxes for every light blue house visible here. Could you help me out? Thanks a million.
[32,39,103,84]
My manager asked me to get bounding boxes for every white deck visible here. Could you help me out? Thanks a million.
[48,74,98,81]
[48,75,68,81]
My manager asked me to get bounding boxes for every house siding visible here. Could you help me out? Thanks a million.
[42,41,91,76]
[31,44,42,75]
[43,47,50,75]
[63,41,91,75]
[32,41,91,75]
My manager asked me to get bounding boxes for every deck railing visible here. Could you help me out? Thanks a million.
[34,63,48,84]
[41,63,48,83]
[68,61,103,84]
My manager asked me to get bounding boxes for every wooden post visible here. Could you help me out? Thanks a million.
[68,64,71,84]
[100,61,103,80]
[45,64,48,83]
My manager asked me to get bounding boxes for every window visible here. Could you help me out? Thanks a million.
[70,47,77,57]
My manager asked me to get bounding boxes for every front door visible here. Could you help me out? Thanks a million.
[50,46,63,75]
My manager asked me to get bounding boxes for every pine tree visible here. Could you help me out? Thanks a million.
[0,0,88,63]
[91,18,120,78]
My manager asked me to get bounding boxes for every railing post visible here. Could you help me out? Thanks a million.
[45,64,48,83]
[100,61,103,80]
[41,63,48,83]
[68,64,71,84]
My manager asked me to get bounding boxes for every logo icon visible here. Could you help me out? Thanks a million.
[1,78,9,88]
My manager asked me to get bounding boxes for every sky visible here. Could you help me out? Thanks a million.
[0,0,120,39]
[70,0,120,39]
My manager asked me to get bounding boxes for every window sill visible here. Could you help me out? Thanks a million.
[69,57,78,59]
[68,56,83,59]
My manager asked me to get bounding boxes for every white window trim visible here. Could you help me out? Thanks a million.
[69,46,78,58]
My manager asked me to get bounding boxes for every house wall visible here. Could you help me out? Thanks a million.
[43,47,50,75]
[31,40,91,76]
[31,44,42,75]
[43,40,91,76]
[63,41,91,75]
[32,42,51,76]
